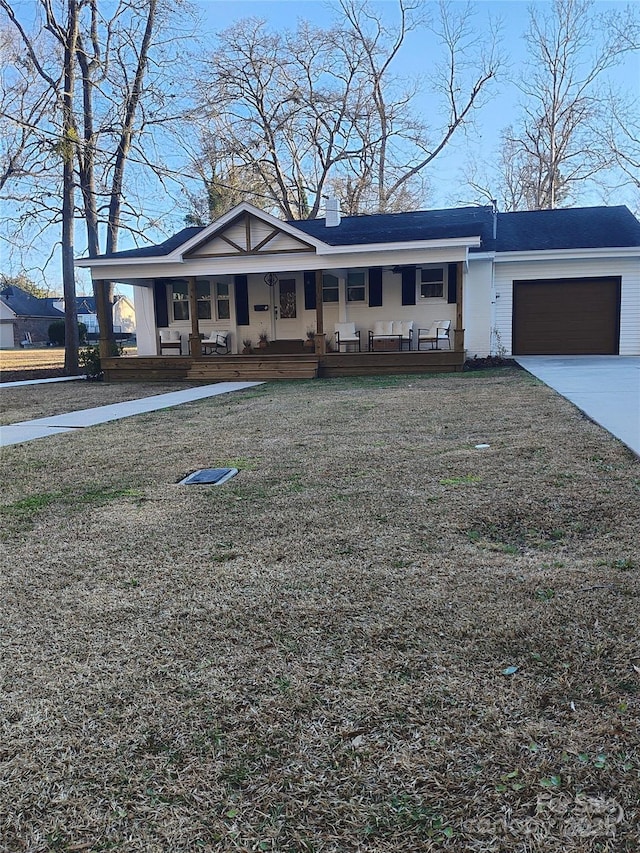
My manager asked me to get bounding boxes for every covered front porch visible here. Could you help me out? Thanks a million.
[78,202,478,381]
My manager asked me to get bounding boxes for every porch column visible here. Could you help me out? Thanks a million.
[93,278,113,359]
[188,276,202,357]
[454,261,465,352]
[314,269,326,354]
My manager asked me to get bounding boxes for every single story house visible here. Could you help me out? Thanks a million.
[75,202,640,381]
[0,285,64,348]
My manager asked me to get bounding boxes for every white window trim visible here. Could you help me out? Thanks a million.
[419,266,446,301]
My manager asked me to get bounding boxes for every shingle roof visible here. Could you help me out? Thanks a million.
[495,206,640,252]
[0,286,64,318]
[289,206,496,249]
[92,205,640,261]
[99,227,203,259]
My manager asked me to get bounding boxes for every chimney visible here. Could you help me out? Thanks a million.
[325,197,341,228]
[491,199,498,241]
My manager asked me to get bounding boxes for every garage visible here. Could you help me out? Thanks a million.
[512,277,621,355]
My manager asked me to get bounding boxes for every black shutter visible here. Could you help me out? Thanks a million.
[235,275,249,325]
[153,280,169,328]
[447,263,458,304]
[304,271,316,310]
[368,268,383,307]
[401,267,416,305]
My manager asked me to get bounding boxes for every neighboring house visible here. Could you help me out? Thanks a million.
[54,294,136,338]
[0,285,64,348]
[0,286,136,349]
[75,202,640,368]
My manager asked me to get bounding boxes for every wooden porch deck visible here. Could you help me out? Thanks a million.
[101,350,465,382]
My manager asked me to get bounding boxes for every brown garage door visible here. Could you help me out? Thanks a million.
[512,277,621,355]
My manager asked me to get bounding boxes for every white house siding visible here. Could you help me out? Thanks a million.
[0,302,16,348]
[619,259,640,355]
[493,256,640,356]
[129,264,466,353]
[345,269,455,350]
[465,258,493,357]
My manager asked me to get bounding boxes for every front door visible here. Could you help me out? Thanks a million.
[274,278,299,340]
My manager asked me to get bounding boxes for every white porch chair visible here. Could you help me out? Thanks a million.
[158,328,182,354]
[334,322,361,352]
[201,330,230,355]
[417,320,451,350]
[393,320,414,350]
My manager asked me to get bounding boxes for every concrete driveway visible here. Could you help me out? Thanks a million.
[515,356,640,456]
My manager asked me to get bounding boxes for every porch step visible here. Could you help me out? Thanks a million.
[262,339,306,354]
[187,355,318,381]
[319,350,465,376]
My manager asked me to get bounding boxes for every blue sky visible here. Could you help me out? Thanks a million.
[190,0,637,209]
[3,0,638,292]
[194,0,531,208]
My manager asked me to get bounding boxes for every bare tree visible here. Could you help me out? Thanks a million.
[179,130,279,224]
[335,0,501,213]
[498,0,639,210]
[195,16,373,220]
[594,88,640,213]
[72,0,160,349]
[0,28,56,193]
[192,0,501,221]
[1,0,81,373]
[1,0,194,361]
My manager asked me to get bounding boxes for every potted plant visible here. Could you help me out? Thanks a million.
[242,338,253,354]
[303,328,315,350]
[258,330,269,349]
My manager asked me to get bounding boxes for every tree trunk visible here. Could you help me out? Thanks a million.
[62,0,79,375]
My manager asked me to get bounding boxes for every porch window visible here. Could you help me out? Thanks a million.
[420,267,445,299]
[215,282,230,320]
[347,271,366,302]
[171,281,189,320]
[196,280,212,320]
[322,274,339,303]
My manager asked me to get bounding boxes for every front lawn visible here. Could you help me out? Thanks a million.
[1,368,638,852]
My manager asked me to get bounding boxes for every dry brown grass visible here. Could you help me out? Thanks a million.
[0,346,136,384]
[0,346,67,379]
[0,380,197,426]
[1,368,639,852]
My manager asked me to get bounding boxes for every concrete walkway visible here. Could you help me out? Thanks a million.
[0,381,263,447]
[515,356,640,456]
[0,375,86,389]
